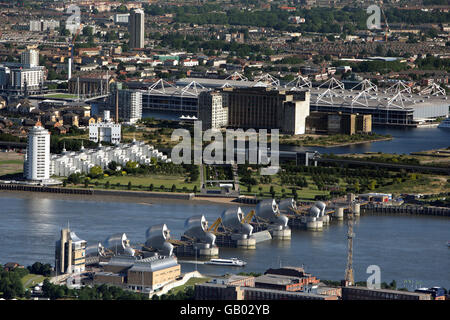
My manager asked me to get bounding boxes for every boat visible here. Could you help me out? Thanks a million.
[438,117,450,128]
[205,258,247,267]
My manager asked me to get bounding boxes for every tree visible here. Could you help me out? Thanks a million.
[89,166,103,179]
[108,161,118,171]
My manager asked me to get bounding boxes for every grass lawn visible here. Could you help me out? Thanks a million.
[44,93,79,99]
[63,173,200,192]
[21,274,45,289]
[0,152,24,177]
[168,277,210,295]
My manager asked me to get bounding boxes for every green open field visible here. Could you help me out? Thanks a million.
[44,93,79,99]
[0,152,24,177]
[62,173,201,192]
[166,277,210,296]
[21,274,45,289]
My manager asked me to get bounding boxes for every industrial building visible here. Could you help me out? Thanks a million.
[23,124,50,181]
[94,255,181,293]
[194,266,337,300]
[306,111,372,134]
[139,79,208,114]
[175,75,449,126]
[55,228,87,275]
[341,286,432,300]
[223,87,310,135]
[68,75,113,97]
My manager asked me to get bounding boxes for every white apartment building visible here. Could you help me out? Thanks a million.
[29,19,60,32]
[24,125,50,181]
[89,111,122,144]
[0,63,45,95]
[50,141,171,177]
[113,13,130,24]
[115,90,142,124]
[182,59,199,67]
[198,91,228,131]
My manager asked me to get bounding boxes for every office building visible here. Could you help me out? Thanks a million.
[55,228,87,275]
[114,13,130,24]
[23,125,50,181]
[29,19,60,32]
[198,91,228,130]
[108,90,142,124]
[129,9,145,49]
[223,87,310,135]
[306,112,372,135]
[21,49,39,68]
[0,63,45,96]
[89,110,121,144]
[94,255,181,293]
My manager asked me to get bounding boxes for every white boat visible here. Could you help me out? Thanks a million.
[438,117,450,128]
[205,258,247,267]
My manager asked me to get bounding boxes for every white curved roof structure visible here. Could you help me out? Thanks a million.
[184,215,216,246]
[145,224,174,256]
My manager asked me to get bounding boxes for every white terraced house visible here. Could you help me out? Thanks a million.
[50,140,171,177]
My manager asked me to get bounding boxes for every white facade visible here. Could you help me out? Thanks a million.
[29,20,60,32]
[24,126,50,181]
[21,49,39,67]
[114,13,130,24]
[129,9,145,49]
[118,90,142,124]
[182,59,199,67]
[50,141,171,177]
[89,111,122,144]
[198,91,228,130]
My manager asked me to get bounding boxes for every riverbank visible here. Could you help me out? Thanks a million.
[280,134,393,148]
[0,189,243,206]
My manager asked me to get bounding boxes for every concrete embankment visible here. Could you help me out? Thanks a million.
[362,203,450,217]
[0,184,194,200]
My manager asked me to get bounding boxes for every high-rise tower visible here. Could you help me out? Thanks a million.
[129,9,145,49]
[23,125,50,181]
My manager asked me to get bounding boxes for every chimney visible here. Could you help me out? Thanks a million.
[115,87,119,124]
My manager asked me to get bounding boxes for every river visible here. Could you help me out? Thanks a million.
[0,192,448,290]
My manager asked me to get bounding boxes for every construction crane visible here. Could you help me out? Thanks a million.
[379,2,390,42]
[344,201,355,286]
[67,24,83,81]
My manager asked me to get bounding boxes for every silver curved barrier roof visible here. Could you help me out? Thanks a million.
[256,199,288,227]
[278,198,297,213]
[145,224,174,256]
[314,201,326,217]
[221,207,253,236]
[184,215,216,245]
[309,205,321,218]
[105,233,135,256]
[86,242,105,257]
